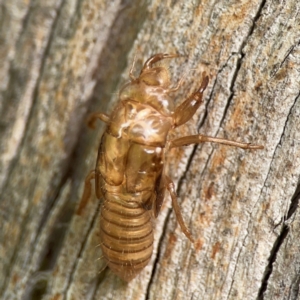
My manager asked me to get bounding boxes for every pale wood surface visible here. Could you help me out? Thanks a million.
[0,0,299,299]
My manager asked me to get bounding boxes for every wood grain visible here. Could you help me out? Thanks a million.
[0,0,299,299]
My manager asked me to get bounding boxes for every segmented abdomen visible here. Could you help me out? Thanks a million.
[100,193,154,282]
[97,101,167,281]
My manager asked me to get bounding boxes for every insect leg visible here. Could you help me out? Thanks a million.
[153,174,166,218]
[167,73,185,93]
[142,53,182,71]
[87,112,110,129]
[94,255,108,276]
[76,170,95,215]
[173,73,209,127]
[129,52,138,81]
[165,175,194,243]
[98,262,108,275]
[168,68,201,93]
[169,135,264,149]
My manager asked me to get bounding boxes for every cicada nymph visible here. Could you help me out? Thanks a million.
[78,53,263,282]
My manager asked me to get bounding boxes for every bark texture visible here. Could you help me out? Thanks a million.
[0,0,299,299]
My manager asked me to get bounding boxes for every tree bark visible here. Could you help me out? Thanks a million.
[0,0,299,299]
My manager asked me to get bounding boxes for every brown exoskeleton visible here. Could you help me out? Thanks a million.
[78,53,263,282]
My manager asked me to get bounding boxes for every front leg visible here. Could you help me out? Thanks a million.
[173,73,209,127]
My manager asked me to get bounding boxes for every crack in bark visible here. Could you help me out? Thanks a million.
[257,225,289,299]
[257,93,300,299]
[148,0,280,296]
[144,43,262,298]
[22,181,72,299]
[271,42,300,78]
[1,0,298,298]
[224,172,269,299]
[145,134,202,298]
[248,0,268,38]
[144,20,253,291]
[145,53,246,297]
[286,183,300,300]
[218,0,267,129]
[65,201,102,300]
[287,264,300,300]
[279,44,298,72]
[145,206,172,300]
[43,0,149,297]
[0,0,67,197]
[225,235,249,300]
[32,0,151,297]
[218,53,243,127]
[2,0,140,297]
[145,85,216,298]
[0,1,67,297]
[286,183,300,220]
[193,0,271,298]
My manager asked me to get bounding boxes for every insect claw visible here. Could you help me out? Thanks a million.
[247,144,264,150]
[198,74,209,92]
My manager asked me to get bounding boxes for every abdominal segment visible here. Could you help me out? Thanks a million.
[100,194,154,282]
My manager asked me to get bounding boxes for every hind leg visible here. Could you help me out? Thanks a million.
[165,175,194,243]
[76,170,95,215]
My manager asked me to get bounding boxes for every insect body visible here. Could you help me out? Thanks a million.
[79,53,263,282]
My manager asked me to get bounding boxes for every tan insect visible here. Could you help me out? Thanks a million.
[78,53,263,282]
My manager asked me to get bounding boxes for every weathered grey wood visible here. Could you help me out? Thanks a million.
[0,0,299,299]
